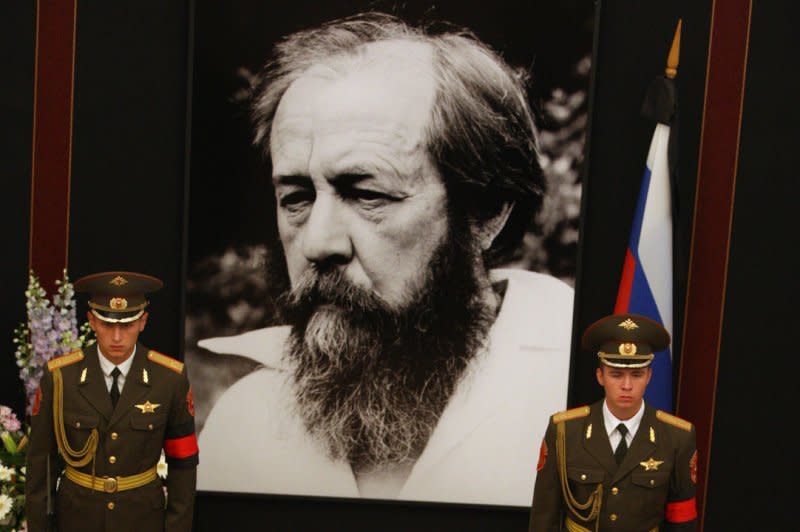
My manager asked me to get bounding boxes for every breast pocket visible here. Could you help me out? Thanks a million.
[631,470,671,514]
[130,414,167,433]
[64,413,99,450]
[130,414,168,458]
[567,468,605,503]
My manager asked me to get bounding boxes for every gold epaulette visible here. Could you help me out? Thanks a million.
[147,350,184,373]
[656,410,692,432]
[553,405,590,424]
[47,350,84,372]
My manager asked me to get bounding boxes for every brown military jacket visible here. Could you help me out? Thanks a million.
[529,400,697,532]
[25,343,198,532]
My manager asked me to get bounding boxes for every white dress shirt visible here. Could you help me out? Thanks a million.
[602,399,645,451]
[97,345,137,393]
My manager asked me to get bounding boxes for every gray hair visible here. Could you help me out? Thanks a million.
[250,12,544,264]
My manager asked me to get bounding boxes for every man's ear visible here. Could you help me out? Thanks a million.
[472,201,514,251]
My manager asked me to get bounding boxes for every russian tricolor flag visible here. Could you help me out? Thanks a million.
[614,122,674,412]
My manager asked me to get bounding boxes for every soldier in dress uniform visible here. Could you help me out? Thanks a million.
[25,271,198,532]
[529,313,698,532]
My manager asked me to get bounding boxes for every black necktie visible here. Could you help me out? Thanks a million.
[614,423,629,465]
[110,367,122,408]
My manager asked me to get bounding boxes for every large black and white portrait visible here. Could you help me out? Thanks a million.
[185,1,593,507]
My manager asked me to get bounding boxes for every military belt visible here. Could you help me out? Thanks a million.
[64,465,158,493]
[565,516,658,532]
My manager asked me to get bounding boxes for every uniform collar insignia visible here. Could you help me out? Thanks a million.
[134,400,160,414]
[640,457,664,471]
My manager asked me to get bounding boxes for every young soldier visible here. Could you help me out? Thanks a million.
[529,313,698,531]
[25,271,198,532]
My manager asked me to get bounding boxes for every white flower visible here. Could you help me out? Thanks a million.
[0,493,13,520]
[0,464,14,481]
[157,452,168,479]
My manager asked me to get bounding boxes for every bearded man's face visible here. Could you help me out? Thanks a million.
[280,218,493,469]
[268,48,496,468]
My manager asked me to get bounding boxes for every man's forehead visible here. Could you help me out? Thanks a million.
[270,39,438,179]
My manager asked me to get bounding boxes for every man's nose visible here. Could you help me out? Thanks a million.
[621,375,633,389]
[301,194,352,265]
[112,325,123,341]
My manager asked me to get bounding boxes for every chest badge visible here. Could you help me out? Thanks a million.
[134,400,161,414]
[640,457,664,471]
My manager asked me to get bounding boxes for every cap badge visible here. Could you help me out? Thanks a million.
[109,275,128,286]
[640,457,664,471]
[109,297,128,310]
[618,318,639,330]
[619,342,637,356]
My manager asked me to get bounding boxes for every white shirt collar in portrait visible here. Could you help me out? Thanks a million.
[196,268,575,506]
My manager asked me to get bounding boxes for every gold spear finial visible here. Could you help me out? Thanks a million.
[665,19,682,79]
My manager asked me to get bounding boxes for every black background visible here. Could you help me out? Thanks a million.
[0,1,36,419]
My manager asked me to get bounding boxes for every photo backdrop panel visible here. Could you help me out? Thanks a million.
[185,0,593,506]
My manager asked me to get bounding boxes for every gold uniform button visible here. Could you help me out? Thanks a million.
[650,479,655,486]
[610,514,618,521]
[580,474,587,480]
[109,456,117,464]
[148,424,154,430]
[107,502,115,510]
[75,421,81,428]
[611,487,619,495]
[111,432,118,440]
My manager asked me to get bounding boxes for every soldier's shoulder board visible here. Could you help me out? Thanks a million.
[553,405,591,424]
[47,350,84,371]
[147,350,184,373]
[656,410,693,432]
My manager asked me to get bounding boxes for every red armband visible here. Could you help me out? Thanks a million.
[666,497,697,523]
[164,433,199,459]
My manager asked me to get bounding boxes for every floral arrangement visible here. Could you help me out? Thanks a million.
[0,406,27,532]
[13,270,94,416]
[3,270,95,530]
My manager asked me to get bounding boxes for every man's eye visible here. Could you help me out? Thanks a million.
[279,190,315,210]
[342,188,394,205]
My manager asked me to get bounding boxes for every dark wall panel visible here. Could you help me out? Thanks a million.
[0,3,36,417]
[571,0,710,407]
[197,493,527,532]
[704,2,798,529]
[68,1,190,358]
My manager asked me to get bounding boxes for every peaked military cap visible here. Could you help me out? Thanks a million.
[581,313,670,368]
[74,271,163,323]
